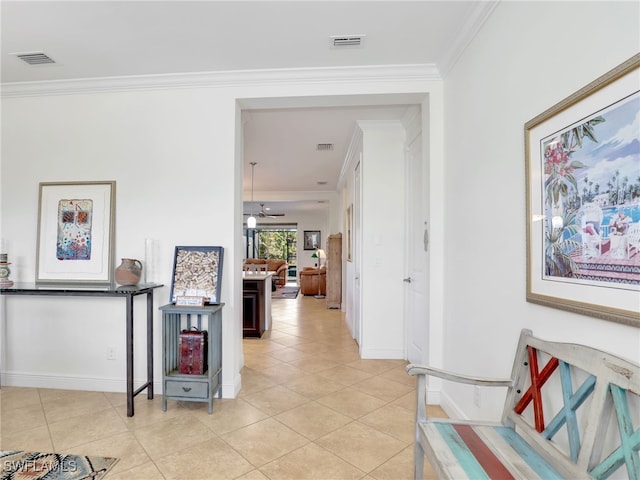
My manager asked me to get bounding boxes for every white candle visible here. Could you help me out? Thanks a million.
[144,238,155,283]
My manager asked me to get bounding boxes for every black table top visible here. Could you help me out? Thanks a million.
[0,282,163,296]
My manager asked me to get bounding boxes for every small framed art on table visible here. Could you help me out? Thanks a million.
[170,246,224,305]
[36,181,116,284]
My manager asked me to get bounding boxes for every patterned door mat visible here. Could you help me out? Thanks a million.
[271,286,300,299]
[0,450,118,480]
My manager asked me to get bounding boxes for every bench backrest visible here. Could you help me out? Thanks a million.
[502,329,640,479]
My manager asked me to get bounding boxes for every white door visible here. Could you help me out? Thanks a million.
[353,160,362,347]
[405,133,429,364]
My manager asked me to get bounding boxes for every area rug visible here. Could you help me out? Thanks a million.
[271,286,300,299]
[0,450,118,480]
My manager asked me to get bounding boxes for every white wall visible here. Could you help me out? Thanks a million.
[358,121,407,359]
[0,68,434,396]
[1,88,241,394]
[441,1,640,420]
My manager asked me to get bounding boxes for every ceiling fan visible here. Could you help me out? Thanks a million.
[244,203,285,219]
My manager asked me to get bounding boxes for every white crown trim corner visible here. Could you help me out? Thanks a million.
[1,64,440,98]
[438,0,500,78]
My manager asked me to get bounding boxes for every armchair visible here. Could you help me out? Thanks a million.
[300,266,326,295]
[265,259,287,286]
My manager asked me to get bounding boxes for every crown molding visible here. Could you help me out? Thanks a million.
[1,64,441,98]
[437,0,500,78]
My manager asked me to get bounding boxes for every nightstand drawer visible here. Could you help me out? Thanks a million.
[165,379,208,398]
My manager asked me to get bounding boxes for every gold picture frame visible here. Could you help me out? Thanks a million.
[525,54,640,327]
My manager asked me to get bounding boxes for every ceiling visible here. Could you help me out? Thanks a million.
[1,1,495,218]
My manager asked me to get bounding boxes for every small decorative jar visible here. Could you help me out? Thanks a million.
[0,253,13,287]
[115,258,143,286]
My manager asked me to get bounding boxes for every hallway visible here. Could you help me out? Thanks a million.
[1,294,442,479]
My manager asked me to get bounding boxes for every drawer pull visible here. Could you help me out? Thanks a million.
[182,387,192,392]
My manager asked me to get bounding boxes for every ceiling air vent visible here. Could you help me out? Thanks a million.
[14,52,56,65]
[330,35,365,48]
[317,143,334,151]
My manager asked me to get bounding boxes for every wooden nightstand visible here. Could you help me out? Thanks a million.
[160,303,224,414]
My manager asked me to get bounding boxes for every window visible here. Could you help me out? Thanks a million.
[245,225,297,276]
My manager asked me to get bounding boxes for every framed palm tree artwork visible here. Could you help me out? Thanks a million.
[525,53,640,327]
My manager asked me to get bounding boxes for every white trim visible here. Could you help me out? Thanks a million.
[1,64,440,98]
[401,105,422,144]
[1,371,242,399]
[338,127,363,190]
[223,372,242,398]
[427,386,442,406]
[359,347,405,360]
[439,389,469,420]
[438,1,501,78]
[1,371,159,393]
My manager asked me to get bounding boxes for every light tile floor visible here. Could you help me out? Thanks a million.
[1,292,444,479]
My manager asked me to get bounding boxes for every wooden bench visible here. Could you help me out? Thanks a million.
[406,329,640,479]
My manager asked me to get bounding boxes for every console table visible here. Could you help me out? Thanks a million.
[0,282,163,417]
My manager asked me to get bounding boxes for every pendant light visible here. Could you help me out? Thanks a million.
[247,162,257,229]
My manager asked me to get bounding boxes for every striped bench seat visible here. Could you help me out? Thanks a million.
[423,422,579,479]
[407,329,640,480]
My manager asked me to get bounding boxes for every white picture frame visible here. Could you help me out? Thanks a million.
[36,181,116,284]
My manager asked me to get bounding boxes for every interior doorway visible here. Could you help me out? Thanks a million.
[239,93,430,361]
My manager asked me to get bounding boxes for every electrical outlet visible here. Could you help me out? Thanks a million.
[473,385,481,407]
[106,346,116,360]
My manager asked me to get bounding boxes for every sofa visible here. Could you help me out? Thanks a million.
[243,258,288,286]
[299,266,326,295]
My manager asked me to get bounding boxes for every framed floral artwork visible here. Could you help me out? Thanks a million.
[525,54,639,327]
[36,181,116,284]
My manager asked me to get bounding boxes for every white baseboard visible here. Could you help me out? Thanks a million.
[1,371,149,393]
[223,372,242,398]
[359,348,405,359]
[426,386,441,405]
[438,389,469,420]
[1,371,239,399]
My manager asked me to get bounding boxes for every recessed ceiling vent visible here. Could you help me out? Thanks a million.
[317,143,334,151]
[14,52,56,65]
[330,35,365,48]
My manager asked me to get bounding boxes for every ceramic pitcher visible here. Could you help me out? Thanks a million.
[115,258,142,286]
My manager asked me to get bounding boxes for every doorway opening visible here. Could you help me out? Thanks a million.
[239,92,431,361]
